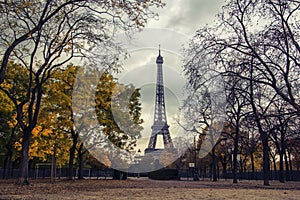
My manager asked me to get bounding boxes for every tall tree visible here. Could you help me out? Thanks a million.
[224,70,252,183]
[183,84,226,181]
[42,64,78,179]
[0,63,31,182]
[94,72,144,161]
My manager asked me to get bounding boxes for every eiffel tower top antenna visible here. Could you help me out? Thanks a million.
[159,44,161,55]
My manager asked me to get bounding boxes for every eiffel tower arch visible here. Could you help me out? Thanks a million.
[145,47,174,155]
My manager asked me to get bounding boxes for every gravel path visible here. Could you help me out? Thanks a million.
[0,178,299,200]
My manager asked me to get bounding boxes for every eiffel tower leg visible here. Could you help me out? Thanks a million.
[148,134,157,149]
[163,131,174,149]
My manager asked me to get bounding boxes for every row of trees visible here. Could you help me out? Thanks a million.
[183,0,300,185]
[173,121,298,181]
[0,63,143,181]
[0,0,165,184]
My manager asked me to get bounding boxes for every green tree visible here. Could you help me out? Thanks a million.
[95,72,143,155]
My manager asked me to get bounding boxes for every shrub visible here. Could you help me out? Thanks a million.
[113,170,127,180]
[148,169,179,180]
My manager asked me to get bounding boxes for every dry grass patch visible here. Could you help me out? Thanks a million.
[0,178,299,199]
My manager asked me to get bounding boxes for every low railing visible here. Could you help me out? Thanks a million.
[1,168,300,181]
[0,168,114,179]
[178,169,300,181]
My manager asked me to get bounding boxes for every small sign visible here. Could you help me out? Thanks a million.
[189,163,195,168]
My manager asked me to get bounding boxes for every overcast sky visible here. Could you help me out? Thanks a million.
[147,0,225,35]
[113,0,226,153]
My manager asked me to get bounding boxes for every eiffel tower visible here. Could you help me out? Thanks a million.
[145,46,174,154]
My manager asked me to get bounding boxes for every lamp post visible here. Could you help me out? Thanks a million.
[51,143,57,183]
[193,131,199,181]
[237,153,241,180]
[137,149,141,178]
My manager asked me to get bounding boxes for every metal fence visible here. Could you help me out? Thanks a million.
[179,169,300,181]
[1,168,300,181]
[0,168,114,179]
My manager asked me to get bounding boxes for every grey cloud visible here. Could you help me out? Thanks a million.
[150,0,225,35]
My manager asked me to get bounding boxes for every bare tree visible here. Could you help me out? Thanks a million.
[267,97,298,182]
[221,0,300,114]
[224,71,252,183]
[0,0,165,83]
[183,0,300,185]
[183,81,227,181]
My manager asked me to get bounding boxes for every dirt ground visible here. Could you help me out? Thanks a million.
[0,178,300,200]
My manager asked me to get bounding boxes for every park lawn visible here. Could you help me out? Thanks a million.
[0,178,299,200]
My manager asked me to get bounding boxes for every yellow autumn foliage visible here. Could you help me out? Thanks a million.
[15,124,71,165]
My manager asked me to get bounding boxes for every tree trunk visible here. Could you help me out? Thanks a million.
[222,155,227,179]
[240,159,243,173]
[4,144,13,179]
[249,60,270,186]
[18,129,31,184]
[270,154,276,180]
[284,151,290,181]
[261,133,270,185]
[4,152,13,179]
[77,143,84,180]
[3,125,17,179]
[68,129,78,180]
[217,162,220,180]
[233,132,239,183]
[212,147,217,182]
[288,150,293,181]
[272,154,277,172]
[250,152,255,173]
[279,148,285,183]
[68,145,76,180]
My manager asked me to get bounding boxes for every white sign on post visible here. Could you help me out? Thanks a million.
[189,163,195,168]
